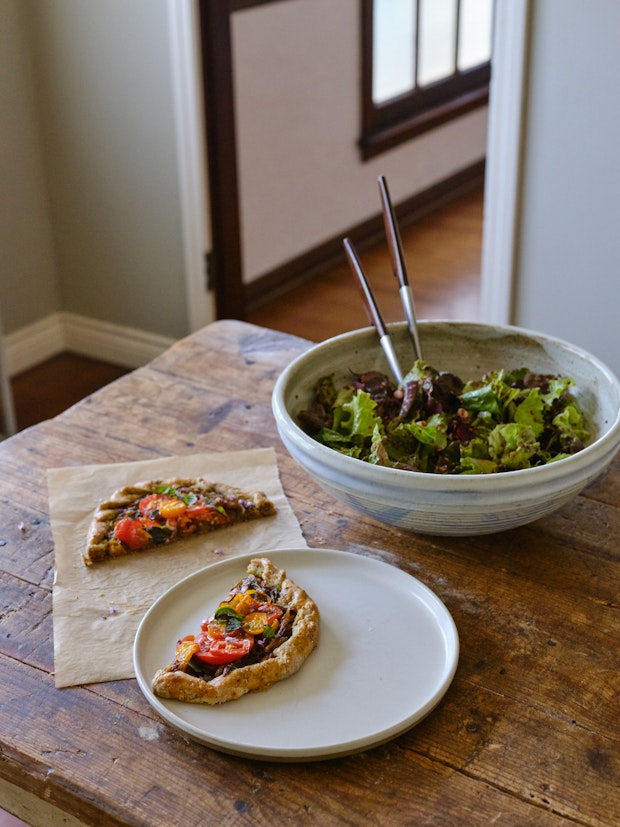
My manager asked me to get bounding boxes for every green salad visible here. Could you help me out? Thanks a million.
[297,361,590,474]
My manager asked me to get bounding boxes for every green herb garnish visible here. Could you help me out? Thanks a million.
[214,605,244,632]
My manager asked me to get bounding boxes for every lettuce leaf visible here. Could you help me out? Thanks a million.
[299,360,590,475]
[488,423,539,470]
[340,390,383,438]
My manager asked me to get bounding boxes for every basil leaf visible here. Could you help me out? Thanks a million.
[214,605,244,632]
[156,484,179,497]
[146,526,172,545]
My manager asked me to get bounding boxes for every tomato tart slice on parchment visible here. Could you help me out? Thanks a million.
[83,478,276,566]
[151,557,320,704]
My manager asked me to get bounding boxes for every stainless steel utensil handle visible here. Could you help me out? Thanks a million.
[378,175,423,361]
[343,237,404,384]
[399,285,422,363]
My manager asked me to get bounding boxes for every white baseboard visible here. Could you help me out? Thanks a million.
[61,312,176,369]
[3,313,65,376]
[3,312,176,377]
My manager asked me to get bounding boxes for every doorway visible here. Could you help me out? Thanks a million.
[182,0,527,329]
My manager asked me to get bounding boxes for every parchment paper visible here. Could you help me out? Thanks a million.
[49,448,307,688]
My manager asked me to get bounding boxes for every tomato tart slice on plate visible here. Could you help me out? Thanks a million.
[151,557,320,704]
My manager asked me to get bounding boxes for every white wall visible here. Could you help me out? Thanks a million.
[0,1,60,332]
[233,0,488,281]
[25,0,189,341]
[1,0,488,375]
[511,0,620,377]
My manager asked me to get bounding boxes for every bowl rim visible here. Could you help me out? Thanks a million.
[272,320,620,492]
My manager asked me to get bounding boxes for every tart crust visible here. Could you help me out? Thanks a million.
[151,557,320,704]
[84,478,275,566]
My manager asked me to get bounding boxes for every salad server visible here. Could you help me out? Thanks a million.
[343,237,404,384]
[378,175,423,362]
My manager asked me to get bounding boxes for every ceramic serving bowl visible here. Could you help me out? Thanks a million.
[272,321,620,536]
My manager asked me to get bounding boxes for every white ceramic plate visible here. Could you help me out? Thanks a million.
[133,548,459,760]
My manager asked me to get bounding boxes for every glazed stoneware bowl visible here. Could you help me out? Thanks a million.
[272,321,620,536]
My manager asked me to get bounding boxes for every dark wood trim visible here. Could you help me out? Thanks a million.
[198,0,245,320]
[231,0,293,8]
[245,160,485,311]
[360,86,489,161]
[360,0,374,141]
[198,0,296,321]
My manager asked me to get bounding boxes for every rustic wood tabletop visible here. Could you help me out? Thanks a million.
[0,320,618,827]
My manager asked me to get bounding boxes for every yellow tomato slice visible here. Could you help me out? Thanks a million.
[242,611,270,635]
[175,637,199,663]
[204,618,226,638]
[228,592,259,615]
[158,498,188,519]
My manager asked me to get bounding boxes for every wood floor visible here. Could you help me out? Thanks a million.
[5,352,129,433]
[2,185,483,436]
[247,184,483,341]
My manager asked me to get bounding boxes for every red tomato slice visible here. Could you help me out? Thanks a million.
[113,517,153,550]
[193,631,253,664]
[185,502,232,525]
[257,604,284,625]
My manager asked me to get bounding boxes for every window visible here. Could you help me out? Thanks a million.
[361,0,494,159]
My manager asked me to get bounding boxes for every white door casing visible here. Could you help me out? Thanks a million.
[166,0,214,333]
[479,0,530,325]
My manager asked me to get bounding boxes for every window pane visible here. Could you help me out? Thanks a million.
[458,0,493,70]
[372,0,416,104]
[418,0,457,86]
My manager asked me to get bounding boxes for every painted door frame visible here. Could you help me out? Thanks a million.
[480,0,530,325]
[167,0,263,327]
[167,0,530,332]
[166,0,214,332]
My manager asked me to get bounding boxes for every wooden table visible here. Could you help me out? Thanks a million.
[1,320,618,827]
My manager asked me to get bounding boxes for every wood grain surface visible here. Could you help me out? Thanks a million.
[0,320,618,827]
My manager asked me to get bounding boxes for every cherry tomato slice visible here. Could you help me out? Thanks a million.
[228,592,259,615]
[257,604,284,625]
[113,517,153,550]
[138,494,169,518]
[185,502,232,525]
[157,498,187,519]
[193,631,253,665]
[174,638,199,664]
[203,618,227,638]
[242,611,270,635]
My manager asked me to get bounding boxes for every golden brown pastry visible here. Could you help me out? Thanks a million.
[83,478,275,566]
